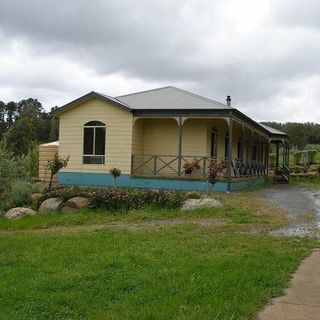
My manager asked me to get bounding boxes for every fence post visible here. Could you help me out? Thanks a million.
[153,156,157,175]
[227,114,233,192]
[131,155,134,174]
[202,157,207,177]
[177,117,183,176]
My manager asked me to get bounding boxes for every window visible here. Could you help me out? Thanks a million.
[210,129,217,158]
[83,121,106,164]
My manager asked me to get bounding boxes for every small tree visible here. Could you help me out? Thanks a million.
[47,153,69,191]
[109,167,121,187]
[207,159,226,194]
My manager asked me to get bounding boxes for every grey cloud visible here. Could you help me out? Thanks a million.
[0,0,319,122]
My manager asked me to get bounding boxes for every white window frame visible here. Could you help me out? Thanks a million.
[83,121,106,165]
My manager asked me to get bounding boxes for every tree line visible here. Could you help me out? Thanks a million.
[0,98,59,156]
[262,122,320,148]
[0,98,319,156]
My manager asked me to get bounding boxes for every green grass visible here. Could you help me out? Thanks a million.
[0,226,316,320]
[0,191,317,319]
[290,176,320,187]
[0,194,285,232]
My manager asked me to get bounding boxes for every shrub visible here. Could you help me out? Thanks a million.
[293,150,303,165]
[307,150,317,164]
[6,180,33,207]
[0,139,25,194]
[38,185,92,205]
[39,186,187,211]
[306,144,320,152]
[89,188,185,211]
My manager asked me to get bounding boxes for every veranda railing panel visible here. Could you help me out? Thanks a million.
[132,154,266,179]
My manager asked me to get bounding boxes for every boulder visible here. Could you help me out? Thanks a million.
[5,207,37,220]
[30,193,42,205]
[65,197,89,209]
[181,198,223,211]
[61,206,79,213]
[39,198,64,214]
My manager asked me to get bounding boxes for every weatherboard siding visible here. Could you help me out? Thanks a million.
[143,118,179,175]
[59,98,133,174]
[39,144,59,182]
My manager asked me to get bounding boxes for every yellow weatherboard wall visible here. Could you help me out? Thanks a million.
[58,98,133,174]
[39,141,59,182]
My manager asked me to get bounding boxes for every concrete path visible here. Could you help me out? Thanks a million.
[256,249,320,320]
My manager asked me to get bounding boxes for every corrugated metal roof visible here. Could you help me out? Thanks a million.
[260,124,287,135]
[116,86,230,110]
[94,91,132,109]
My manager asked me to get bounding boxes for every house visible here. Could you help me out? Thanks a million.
[40,86,289,191]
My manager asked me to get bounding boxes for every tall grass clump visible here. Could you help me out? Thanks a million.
[6,180,33,207]
[0,139,25,195]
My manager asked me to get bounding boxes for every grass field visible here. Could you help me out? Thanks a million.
[0,191,318,319]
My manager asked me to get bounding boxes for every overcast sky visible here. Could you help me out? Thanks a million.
[0,0,319,122]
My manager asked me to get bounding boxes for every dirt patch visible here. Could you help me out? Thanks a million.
[0,217,228,236]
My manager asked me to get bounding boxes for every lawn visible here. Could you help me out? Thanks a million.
[0,191,318,320]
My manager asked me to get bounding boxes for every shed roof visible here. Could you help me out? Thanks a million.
[116,86,230,110]
[39,141,59,147]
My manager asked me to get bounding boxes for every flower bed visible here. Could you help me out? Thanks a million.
[39,186,194,211]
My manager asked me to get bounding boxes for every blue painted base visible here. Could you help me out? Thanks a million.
[58,172,266,192]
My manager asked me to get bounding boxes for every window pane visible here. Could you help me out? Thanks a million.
[84,127,94,155]
[94,127,106,155]
[83,156,105,164]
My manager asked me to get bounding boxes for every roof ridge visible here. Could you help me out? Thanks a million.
[93,91,133,109]
[116,85,230,108]
[115,86,173,98]
[169,86,229,107]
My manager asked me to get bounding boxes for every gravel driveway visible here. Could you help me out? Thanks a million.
[262,185,320,237]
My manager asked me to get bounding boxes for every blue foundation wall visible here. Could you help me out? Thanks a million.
[58,172,266,192]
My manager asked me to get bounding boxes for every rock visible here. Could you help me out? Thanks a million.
[30,193,42,205]
[39,198,64,214]
[5,207,37,220]
[61,206,79,213]
[181,198,223,211]
[65,197,89,209]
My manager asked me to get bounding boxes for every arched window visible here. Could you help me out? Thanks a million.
[83,121,106,164]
